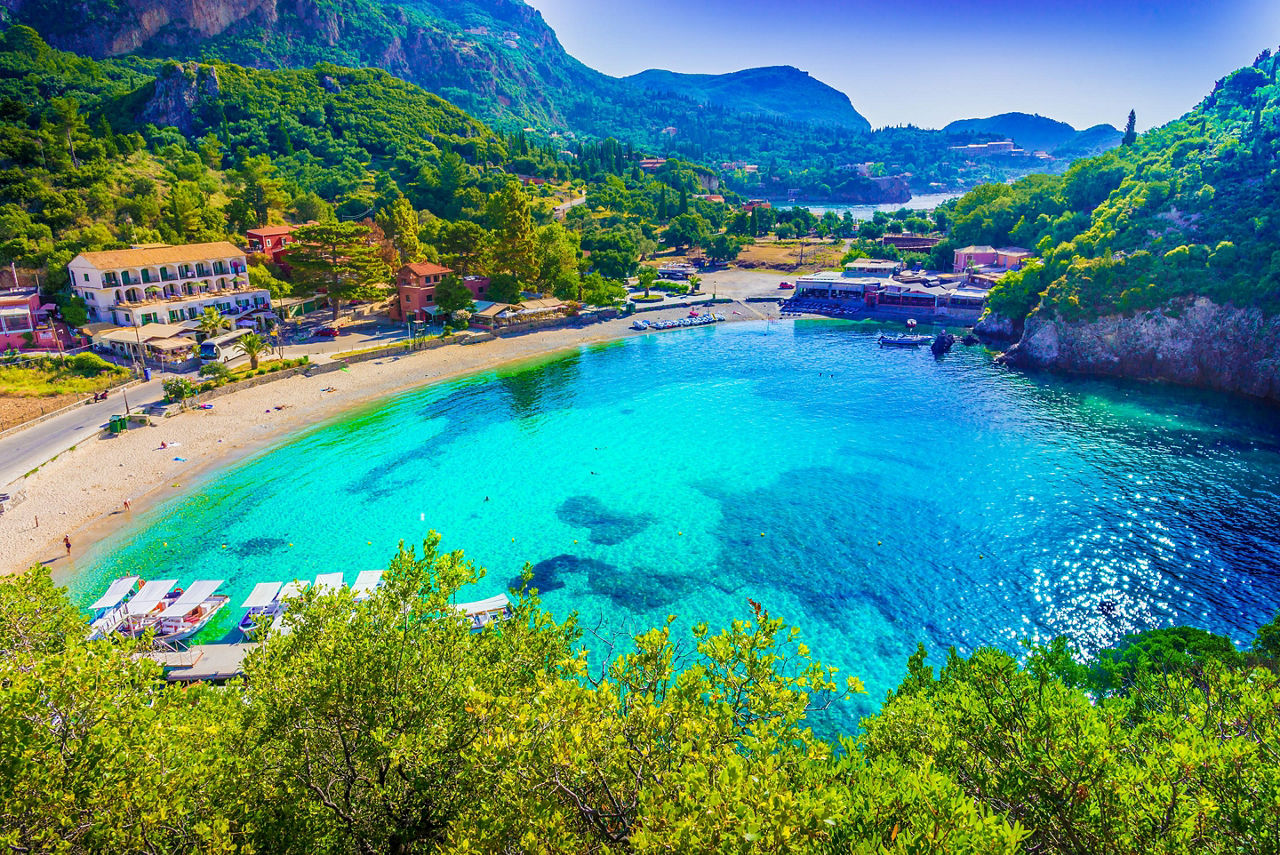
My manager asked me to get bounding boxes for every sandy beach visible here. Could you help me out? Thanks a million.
[0,307,766,577]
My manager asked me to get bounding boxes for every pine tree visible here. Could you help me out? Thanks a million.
[289,222,393,321]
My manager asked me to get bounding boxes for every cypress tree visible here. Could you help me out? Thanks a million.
[1122,110,1137,146]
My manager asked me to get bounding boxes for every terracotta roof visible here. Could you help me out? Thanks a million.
[399,262,453,277]
[246,225,297,237]
[74,242,245,269]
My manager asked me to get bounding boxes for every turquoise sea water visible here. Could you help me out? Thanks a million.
[67,320,1280,732]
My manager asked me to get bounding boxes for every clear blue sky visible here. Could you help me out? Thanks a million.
[526,0,1279,130]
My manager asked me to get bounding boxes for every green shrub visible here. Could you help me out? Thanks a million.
[199,362,232,381]
[163,377,197,401]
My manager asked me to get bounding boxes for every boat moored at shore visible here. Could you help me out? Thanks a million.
[153,579,230,644]
[86,575,142,640]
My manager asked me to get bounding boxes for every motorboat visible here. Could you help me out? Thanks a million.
[630,319,650,330]
[237,581,285,638]
[878,333,932,348]
[313,572,345,594]
[455,594,512,632]
[117,579,180,636]
[153,579,229,644]
[351,570,385,601]
[86,575,141,640]
[268,580,309,636]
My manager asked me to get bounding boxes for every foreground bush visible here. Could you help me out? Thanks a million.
[2,540,1277,853]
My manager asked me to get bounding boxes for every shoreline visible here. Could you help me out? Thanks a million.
[2,308,768,579]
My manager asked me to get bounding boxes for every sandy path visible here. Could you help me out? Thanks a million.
[0,319,664,576]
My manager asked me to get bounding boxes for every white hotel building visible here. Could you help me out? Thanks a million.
[67,242,271,328]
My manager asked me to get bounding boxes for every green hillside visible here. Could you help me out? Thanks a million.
[936,50,1280,323]
[0,0,1046,199]
[625,66,871,131]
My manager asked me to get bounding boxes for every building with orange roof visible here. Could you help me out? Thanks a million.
[67,242,269,328]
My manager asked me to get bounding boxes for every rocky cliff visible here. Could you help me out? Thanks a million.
[996,298,1280,402]
[138,61,221,135]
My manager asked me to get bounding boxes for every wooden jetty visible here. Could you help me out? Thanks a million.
[145,642,258,683]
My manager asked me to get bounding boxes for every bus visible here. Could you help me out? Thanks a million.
[199,328,252,363]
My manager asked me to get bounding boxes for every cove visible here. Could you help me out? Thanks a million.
[66,320,1280,733]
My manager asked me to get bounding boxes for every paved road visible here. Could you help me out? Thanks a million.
[0,378,166,491]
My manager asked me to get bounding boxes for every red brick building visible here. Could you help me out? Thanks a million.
[391,264,493,322]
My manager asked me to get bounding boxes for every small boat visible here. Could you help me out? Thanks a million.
[86,575,142,640]
[269,580,309,636]
[906,318,918,330]
[455,593,512,632]
[313,572,345,594]
[630,319,650,330]
[153,579,229,644]
[878,334,932,348]
[117,579,180,636]
[237,581,285,638]
[351,570,385,601]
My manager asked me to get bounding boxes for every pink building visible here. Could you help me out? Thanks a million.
[996,247,1033,270]
[953,245,998,273]
[0,289,57,351]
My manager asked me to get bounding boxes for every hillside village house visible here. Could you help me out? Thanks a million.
[391,263,491,322]
[953,245,1035,275]
[0,287,57,351]
[67,242,271,329]
[953,245,998,272]
[245,225,300,265]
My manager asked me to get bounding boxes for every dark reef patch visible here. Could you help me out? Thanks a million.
[232,536,289,557]
[557,494,656,545]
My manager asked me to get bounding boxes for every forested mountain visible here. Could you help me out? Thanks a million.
[943,112,1122,155]
[0,0,1044,199]
[625,66,872,131]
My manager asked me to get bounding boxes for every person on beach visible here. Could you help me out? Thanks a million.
[124,498,132,511]
[160,441,168,449]
[64,535,71,555]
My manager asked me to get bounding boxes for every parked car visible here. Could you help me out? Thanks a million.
[779,281,795,289]
[312,326,341,338]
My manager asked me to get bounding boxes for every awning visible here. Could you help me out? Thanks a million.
[313,572,344,593]
[455,593,511,616]
[351,570,384,599]
[241,581,284,609]
[157,579,224,619]
[279,580,308,600]
[126,579,179,614]
[89,575,140,610]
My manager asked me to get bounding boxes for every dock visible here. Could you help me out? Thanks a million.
[145,642,258,682]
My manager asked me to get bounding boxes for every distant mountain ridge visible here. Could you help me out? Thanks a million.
[943,112,1121,156]
[625,66,871,132]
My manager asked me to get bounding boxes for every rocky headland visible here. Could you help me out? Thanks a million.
[991,297,1280,403]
